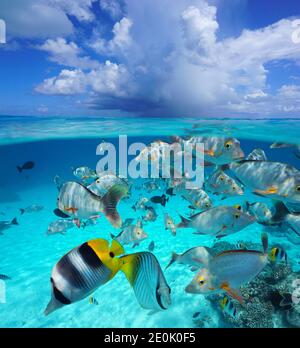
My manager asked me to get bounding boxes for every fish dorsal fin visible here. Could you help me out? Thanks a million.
[111,239,125,256]
[214,249,262,258]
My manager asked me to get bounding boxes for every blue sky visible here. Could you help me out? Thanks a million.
[0,0,300,118]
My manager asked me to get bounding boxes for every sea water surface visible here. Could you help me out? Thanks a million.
[0,116,299,328]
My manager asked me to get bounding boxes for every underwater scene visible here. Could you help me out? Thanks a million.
[0,116,300,329]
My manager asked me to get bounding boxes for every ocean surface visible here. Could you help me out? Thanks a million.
[0,116,299,328]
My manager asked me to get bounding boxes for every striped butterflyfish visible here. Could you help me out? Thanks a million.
[44,238,124,316]
[220,296,239,319]
[119,252,171,312]
[268,247,288,265]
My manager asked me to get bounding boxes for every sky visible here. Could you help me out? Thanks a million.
[0,0,300,118]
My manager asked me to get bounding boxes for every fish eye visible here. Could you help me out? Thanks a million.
[109,252,115,258]
[232,186,236,191]
[220,176,225,181]
[197,276,206,286]
[205,203,210,207]
[234,213,240,219]
[96,180,100,184]
[224,141,233,149]
[296,185,300,192]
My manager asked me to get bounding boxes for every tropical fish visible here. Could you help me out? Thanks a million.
[44,238,124,316]
[165,246,211,270]
[111,219,148,247]
[119,252,171,312]
[17,161,35,173]
[148,241,155,252]
[164,213,177,236]
[88,172,130,198]
[174,136,244,166]
[268,247,288,265]
[229,160,300,207]
[245,202,274,224]
[57,182,128,228]
[270,143,300,159]
[174,184,212,210]
[89,297,99,306]
[177,206,255,238]
[20,205,44,215]
[0,274,11,281]
[185,233,269,304]
[132,197,149,211]
[0,217,18,234]
[142,181,161,192]
[142,206,158,223]
[46,219,79,236]
[81,216,100,229]
[246,148,267,161]
[72,166,97,182]
[205,170,243,199]
[150,194,169,207]
[220,296,240,319]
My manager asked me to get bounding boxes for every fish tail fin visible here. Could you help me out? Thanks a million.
[11,217,18,225]
[111,239,124,257]
[102,184,128,228]
[20,209,25,215]
[44,298,63,316]
[165,252,179,270]
[17,166,22,173]
[262,232,268,254]
[176,213,191,228]
[110,233,116,239]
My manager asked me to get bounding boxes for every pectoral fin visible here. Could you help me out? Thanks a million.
[220,282,244,305]
[254,187,277,195]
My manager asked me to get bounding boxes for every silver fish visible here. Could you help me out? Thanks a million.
[185,234,269,304]
[165,246,212,270]
[164,213,177,236]
[246,148,267,161]
[112,219,148,247]
[0,218,18,235]
[246,202,274,224]
[206,170,243,199]
[20,205,44,215]
[142,206,158,223]
[57,182,128,228]
[88,172,130,198]
[177,205,255,237]
[229,160,300,206]
[174,183,212,210]
[46,219,78,235]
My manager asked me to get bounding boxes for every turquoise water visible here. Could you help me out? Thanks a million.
[0,116,300,328]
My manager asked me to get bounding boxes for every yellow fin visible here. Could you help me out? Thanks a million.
[220,282,244,305]
[254,187,277,195]
[111,239,125,257]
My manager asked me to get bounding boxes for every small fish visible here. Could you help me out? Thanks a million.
[88,172,130,198]
[164,213,177,236]
[17,161,35,173]
[148,241,155,252]
[81,216,100,229]
[72,166,97,182]
[132,197,149,211]
[220,296,239,319]
[142,181,161,192]
[165,246,211,270]
[111,219,148,247]
[119,252,171,312]
[46,219,79,236]
[245,202,274,224]
[142,206,158,223]
[268,247,288,265]
[206,170,243,199]
[0,217,18,234]
[89,297,99,306]
[44,239,124,316]
[20,205,44,215]
[150,194,169,207]
[0,274,11,281]
[192,311,201,319]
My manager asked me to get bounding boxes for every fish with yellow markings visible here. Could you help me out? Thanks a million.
[44,238,124,315]
[220,296,240,319]
[268,247,288,265]
[185,234,269,304]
